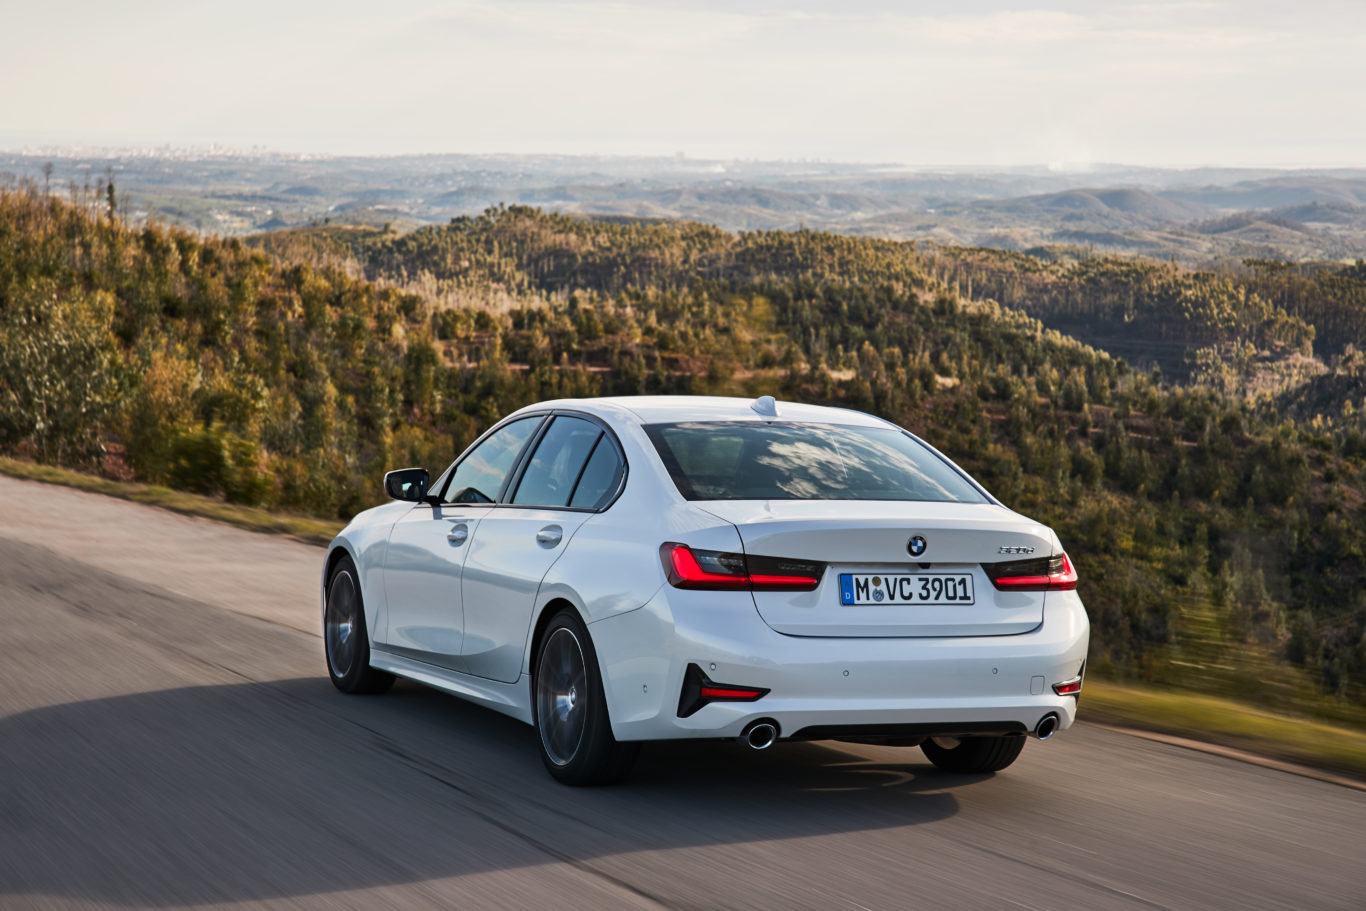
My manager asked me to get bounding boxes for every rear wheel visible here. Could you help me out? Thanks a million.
[920,734,1025,773]
[533,609,639,785]
[324,556,395,695]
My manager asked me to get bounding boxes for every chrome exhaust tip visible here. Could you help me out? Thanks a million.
[741,720,779,750]
[1034,713,1059,741]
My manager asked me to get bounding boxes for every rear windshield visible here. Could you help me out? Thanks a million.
[643,421,987,503]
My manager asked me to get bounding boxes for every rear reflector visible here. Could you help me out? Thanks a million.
[699,685,768,700]
[660,543,824,592]
[678,664,770,717]
[983,553,1078,592]
[1052,675,1083,696]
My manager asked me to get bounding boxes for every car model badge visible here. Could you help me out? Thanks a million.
[997,545,1035,555]
[907,535,927,557]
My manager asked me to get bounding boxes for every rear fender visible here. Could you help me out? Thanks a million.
[519,503,743,679]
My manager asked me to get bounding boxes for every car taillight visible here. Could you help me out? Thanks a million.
[659,543,825,592]
[983,553,1077,591]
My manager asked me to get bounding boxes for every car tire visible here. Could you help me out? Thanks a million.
[324,555,395,695]
[533,608,639,785]
[920,733,1025,773]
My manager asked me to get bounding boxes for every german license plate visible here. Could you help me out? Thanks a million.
[839,573,975,606]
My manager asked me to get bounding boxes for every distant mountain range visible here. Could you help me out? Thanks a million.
[2,150,1364,262]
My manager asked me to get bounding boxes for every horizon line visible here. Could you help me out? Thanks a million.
[3,143,1366,175]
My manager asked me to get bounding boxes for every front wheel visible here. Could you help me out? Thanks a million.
[533,609,639,785]
[920,734,1025,773]
[324,555,394,695]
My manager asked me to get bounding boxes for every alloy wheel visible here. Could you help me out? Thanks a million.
[325,570,359,679]
[536,627,589,766]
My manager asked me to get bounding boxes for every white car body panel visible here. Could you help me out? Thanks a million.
[698,499,1055,638]
[591,585,1089,740]
[324,395,1091,746]
[382,503,492,667]
[369,649,532,724]
[459,506,592,682]
[323,498,410,639]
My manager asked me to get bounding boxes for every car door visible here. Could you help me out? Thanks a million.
[460,414,626,683]
[381,415,544,670]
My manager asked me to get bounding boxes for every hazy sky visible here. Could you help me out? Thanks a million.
[2,0,1363,167]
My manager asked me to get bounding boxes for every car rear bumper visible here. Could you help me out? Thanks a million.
[589,586,1090,742]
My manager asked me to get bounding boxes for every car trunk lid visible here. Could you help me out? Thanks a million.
[696,500,1053,638]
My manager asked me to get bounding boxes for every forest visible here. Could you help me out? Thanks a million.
[2,188,1364,718]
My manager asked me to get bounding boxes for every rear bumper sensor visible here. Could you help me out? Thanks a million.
[790,721,1029,741]
[677,663,770,718]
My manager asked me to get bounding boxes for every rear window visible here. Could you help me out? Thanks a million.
[643,421,986,503]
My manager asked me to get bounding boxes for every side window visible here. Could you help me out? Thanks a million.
[512,416,603,508]
[569,438,624,509]
[443,417,541,504]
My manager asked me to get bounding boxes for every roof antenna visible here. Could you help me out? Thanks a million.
[750,395,780,418]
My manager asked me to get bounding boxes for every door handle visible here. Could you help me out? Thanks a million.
[447,523,469,545]
[535,525,563,547]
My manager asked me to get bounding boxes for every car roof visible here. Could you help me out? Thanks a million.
[508,395,893,428]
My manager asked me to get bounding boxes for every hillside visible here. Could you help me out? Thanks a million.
[977,188,1206,221]
[2,190,1364,719]
[1277,347,1366,437]
[923,246,1366,382]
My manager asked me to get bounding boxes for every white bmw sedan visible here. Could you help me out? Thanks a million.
[322,396,1090,784]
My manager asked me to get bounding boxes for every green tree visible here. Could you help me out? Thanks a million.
[0,283,120,465]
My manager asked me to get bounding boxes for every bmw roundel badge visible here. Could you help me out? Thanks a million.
[908,535,927,557]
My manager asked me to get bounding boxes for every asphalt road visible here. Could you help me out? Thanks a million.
[1,475,1363,910]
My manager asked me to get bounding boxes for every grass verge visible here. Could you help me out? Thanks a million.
[3,457,1364,781]
[1083,680,1366,781]
[0,457,343,546]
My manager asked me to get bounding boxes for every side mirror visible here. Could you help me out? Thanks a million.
[384,467,431,503]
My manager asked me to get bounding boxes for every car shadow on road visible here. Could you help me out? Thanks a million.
[0,675,992,906]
